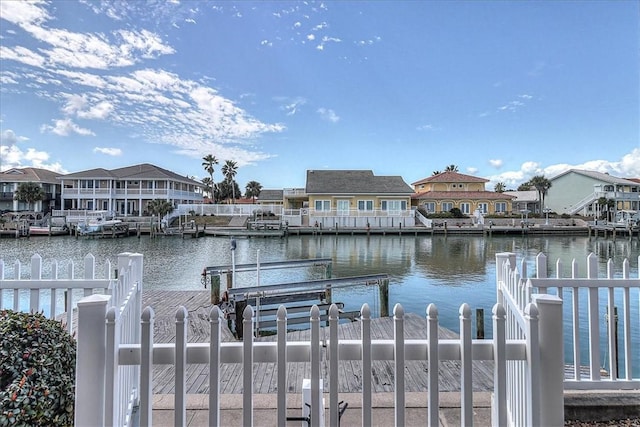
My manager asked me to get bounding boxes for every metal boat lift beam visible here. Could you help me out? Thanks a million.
[228,274,389,298]
[205,258,333,275]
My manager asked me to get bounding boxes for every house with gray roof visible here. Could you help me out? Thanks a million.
[58,163,203,216]
[0,167,62,213]
[546,169,640,217]
[304,170,415,228]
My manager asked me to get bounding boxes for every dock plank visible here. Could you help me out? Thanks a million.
[143,290,495,395]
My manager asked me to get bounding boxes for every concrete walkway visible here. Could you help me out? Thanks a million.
[150,392,493,426]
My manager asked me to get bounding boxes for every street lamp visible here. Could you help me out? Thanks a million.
[543,207,551,225]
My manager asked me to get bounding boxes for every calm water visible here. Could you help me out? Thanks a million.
[1,233,639,375]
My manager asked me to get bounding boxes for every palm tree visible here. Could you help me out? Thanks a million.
[221,160,238,203]
[444,164,459,172]
[529,175,552,213]
[14,182,45,211]
[201,177,213,200]
[146,199,174,230]
[432,170,441,176]
[202,154,218,202]
[245,181,262,203]
[494,182,506,193]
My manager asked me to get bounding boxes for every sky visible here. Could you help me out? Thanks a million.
[1,0,639,191]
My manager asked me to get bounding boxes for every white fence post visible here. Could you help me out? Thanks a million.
[394,304,405,427]
[75,294,111,427]
[533,294,564,426]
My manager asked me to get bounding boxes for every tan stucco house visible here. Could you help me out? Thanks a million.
[412,171,515,215]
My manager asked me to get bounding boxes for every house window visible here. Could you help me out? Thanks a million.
[441,202,453,213]
[337,200,350,215]
[478,203,488,214]
[80,180,94,189]
[358,200,374,211]
[423,202,435,213]
[460,203,470,214]
[381,200,407,213]
[315,200,331,211]
[495,202,507,213]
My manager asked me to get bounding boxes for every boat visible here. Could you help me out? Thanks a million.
[77,217,129,237]
[613,210,639,229]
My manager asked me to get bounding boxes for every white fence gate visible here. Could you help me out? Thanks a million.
[497,252,640,390]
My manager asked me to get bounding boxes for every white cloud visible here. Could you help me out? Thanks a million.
[41,118,95,136]
[281,98,306,116]
[0,144,66,173]
[417,124,433,131]
[93,147,122,156]
[489,159,503,168]
[485,149,640,190]
[317,108,339,123]
[1,129,29,146]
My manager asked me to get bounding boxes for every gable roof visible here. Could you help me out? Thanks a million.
[59,163,200,184]
[412,171,489,186]
[1,167,61,183]
[258,189,284,201]
[306,170,413,194]
[550,169,639,186]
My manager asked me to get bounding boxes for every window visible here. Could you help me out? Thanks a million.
[442,202,453,212]
[423,202,435,213]
[337,200,350,215]
[358,200,374,211]
[381,200,407,213]
[460,203,470,214]
[478,203,488,214]
[495,202,507,213]
[314,200,330,211]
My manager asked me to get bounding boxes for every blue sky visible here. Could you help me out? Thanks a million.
[1,1,639,190]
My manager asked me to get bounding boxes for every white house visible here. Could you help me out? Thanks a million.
[58,163,203,216]
[546,169,640,217]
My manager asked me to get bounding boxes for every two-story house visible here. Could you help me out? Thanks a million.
[412,171,515,215]
[546,169,640,217]
[0,167,61,213]
[305,170,415,228]
[58,163,203,216]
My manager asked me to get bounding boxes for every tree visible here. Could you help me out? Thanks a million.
[494,182,506,193]
[517,182,532,191]
[202,154,219,202]
[221,160,238,202]
[597,197,615,221]
[201,177,213,200]
[14,182,45,211]
[445,164,459,172]
[146,199,174,230]
[245,180,262,203]
[217,179,241,203]
[529,175,552,212]
[432,170,441,176]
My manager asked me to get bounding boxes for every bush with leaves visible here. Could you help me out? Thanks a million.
[0,310,76,426]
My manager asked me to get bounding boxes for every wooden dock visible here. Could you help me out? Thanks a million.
[143,290,495,395]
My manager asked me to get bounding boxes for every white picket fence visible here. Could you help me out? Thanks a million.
[497,252,640,390]
[4,251,639,426]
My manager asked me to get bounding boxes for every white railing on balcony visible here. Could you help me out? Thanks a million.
[496,252,640,390]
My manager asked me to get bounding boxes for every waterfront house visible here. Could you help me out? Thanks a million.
[411,171,515,215]
[0,167,61,213]
[58,163,203,216]
[505,190,540,214]
[546,169,640,217]
[304,170,415,228]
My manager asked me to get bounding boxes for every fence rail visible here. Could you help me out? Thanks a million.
[496,252,640,390]
[75,296,564,427]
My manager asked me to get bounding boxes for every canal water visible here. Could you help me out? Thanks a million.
[1,233,639,375]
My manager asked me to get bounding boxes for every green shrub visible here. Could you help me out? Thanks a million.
[0,310,76,426]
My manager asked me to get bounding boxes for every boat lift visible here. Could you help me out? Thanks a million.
[202,255,390,338]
